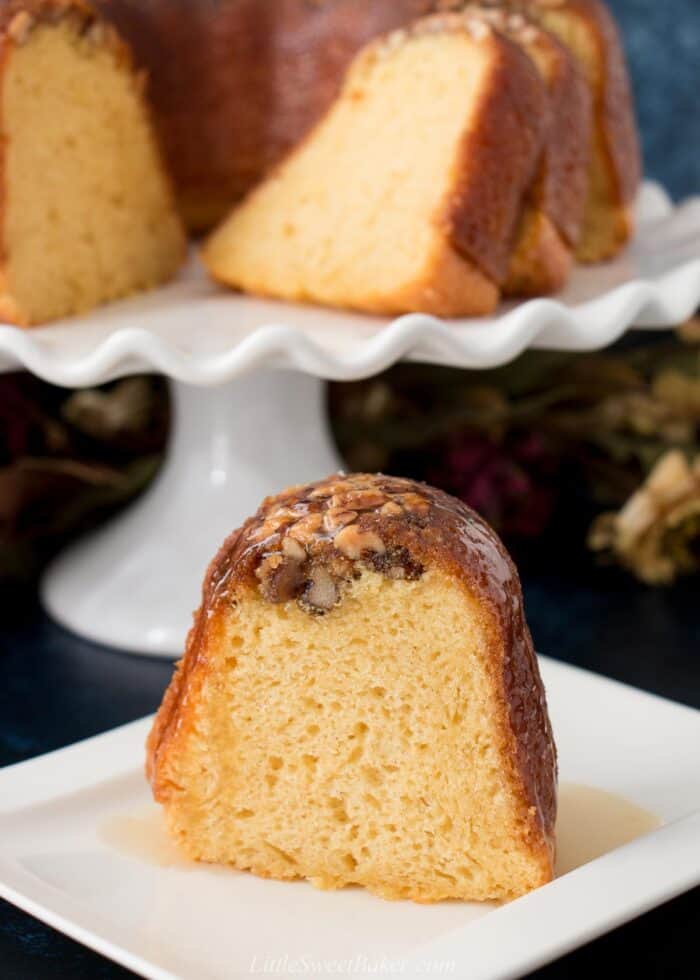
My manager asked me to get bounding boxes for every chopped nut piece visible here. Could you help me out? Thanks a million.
[399,492,430,514]
[380,501,403,517]
[309,487,332,500]
[289,513,323,542]
[318,479,356,497]
[329,490,386,511]
[324,509,358,532]
[8,11,33,44]
[87,21,106,45]
[282,536,306,561]
[326,553,355,581]
[302,566,338,613]
[256,554,283,579]
[251,512,295,541]
[386,565,406,580]
[334,524,385,559]
[365,546,424,581]
[256,554,304,603]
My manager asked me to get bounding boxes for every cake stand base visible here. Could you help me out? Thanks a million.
[41,371,342,657]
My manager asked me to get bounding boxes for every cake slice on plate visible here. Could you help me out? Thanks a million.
[0,0,185,326]
[147,473,557,903]
[203,13,547,317]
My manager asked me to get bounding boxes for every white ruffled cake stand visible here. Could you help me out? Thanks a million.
[1,182,699,657]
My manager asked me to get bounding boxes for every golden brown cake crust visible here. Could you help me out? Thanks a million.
[467,0,640,211]
[418,12,546,285]
[518,15,592,249]
[0,0,127,55]
[446,4,591,295]
[147,473,557,868]
[521,0,640,259]
[441,0,640,261]
[446,4,592,253]
[538,0,640,208]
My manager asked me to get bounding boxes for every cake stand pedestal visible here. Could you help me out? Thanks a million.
[0,181,698,657]
[41,371,341,656]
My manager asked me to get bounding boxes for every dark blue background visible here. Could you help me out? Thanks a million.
[613,0,699,199]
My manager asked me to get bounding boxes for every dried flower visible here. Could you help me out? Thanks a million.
[677,316,700,344]
[0,373,167,587]
[588,450,700,585]
[62,377,154,441]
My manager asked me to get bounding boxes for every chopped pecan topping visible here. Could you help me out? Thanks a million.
[248,474,431,614]
[329,489,386,511]
[288,513,323,543]
[301,566,338,614]
[251,513,291,542]
[256,554,305,603]
[87,20,106,45]
[399,492,430,515]
[334,525,386,560]
[8,11,33,44]
[323,508,358,532]
[282,536,306,561]
[309,486,333,500]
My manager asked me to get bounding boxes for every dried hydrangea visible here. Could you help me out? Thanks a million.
[588,450,700,585]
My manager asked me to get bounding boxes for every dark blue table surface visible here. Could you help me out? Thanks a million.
[1,564,698,979]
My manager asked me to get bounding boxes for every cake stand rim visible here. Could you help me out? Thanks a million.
[0,180,698,388]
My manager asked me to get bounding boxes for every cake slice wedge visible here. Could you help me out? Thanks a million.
[458,4,592,295]
[203,13,547,318]
[442,0,640,262]
[0,0,186,326]
[147,473,557,902]
[506,0,640,262]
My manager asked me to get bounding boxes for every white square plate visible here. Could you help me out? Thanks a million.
[1,656,699,980]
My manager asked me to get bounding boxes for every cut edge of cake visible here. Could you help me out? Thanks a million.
[456,3,593,296]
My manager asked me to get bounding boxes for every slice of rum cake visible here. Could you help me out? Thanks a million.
[457,3,592,295]
[0,0,186,326]
[147,474,557,903]
[509,0,641,263]
[202,13,547,318]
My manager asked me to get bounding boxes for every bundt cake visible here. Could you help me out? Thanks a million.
[147,473,557,903]
[478,0,641,262]
[459,4,592,295]
[7,0,638,323]
[202,13,548,318]
[0,0,185,326]
[96,0,438,232]
[97,0,639,255]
